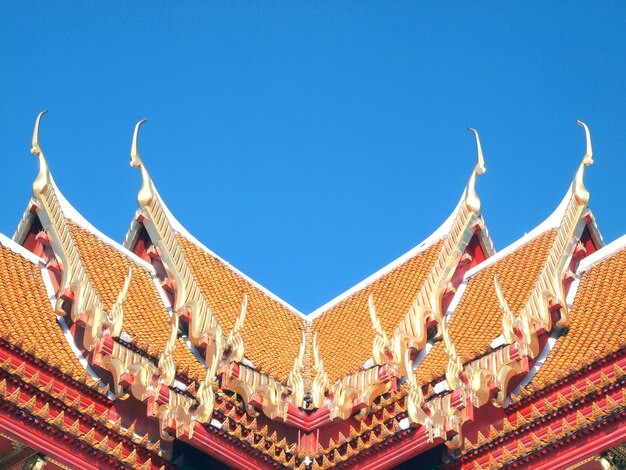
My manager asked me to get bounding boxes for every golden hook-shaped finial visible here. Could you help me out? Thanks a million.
[129,118,155,207]
[31,109,51,197]
[130,118,147,168]
[31,109,48,156]
[573,120,593,205]
[464,127,486,213]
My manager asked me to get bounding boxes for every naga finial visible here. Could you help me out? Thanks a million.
[494,273,539,357]
[573,120,593,205]
[226,293,248,363]
[109,263,133,337]
[464,127,486,213]
[311,332,329,408]
[368,294,390,366]
[129,118,155,207]
[404,348,427,425]
[287,330,306,408]
[442,316,463,390]
[494,273,517,345]
[158,309,180,387]
[31,109,51,197]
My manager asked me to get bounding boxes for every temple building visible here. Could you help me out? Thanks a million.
[0,111,624,469]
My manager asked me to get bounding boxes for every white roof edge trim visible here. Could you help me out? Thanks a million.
[577,233,626,273]
[154,190,308,319]
[51,179,156,274]
[0,232,45,266]
[307,194,464,319]
[39,264,117,401]
[463,185,573,279]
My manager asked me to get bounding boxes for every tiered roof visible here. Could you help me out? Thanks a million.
[0,112,623,470]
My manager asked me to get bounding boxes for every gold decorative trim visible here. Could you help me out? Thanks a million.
[393,128,492,354]
[455,121,597,411]
[25,111,110,351]
[127,119,223,354]
[287,330,306,408]
[442,316,463,390]
[109,264,132,337]
[311,332,329,409]
[158,311,179,387]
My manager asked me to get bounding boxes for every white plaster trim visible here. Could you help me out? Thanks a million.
[433,380,449,394]
[443,279,468,319]
[182,334,207,368]
[566,274,582,311]
[151,272,175,315]
[490,335,506,350]
[308,195,464,319]
[154,190,307,318]
[511,327,562,398]
[51,179,155,274]
[39,266,117,401]
[413,340,435,370]
[464,187,573,279]
[577,233,626,273]
[0,233,44,266]
[173,380,188,392]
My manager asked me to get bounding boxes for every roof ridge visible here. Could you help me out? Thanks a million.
[307,194,462,320]
[51,179,156,274]
[159,190,307,319]
[463,186,572,279]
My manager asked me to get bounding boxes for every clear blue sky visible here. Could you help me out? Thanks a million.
[1,3,625,313]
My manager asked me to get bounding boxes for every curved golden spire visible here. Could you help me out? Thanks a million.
[464,127,486,213]
[31,109,51,197]
[130,118,156,206]
[573,120,593,205]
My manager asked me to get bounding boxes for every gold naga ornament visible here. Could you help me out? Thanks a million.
[311,332,329,409]
[461,120,596,410]
[109,264,133,338]
[287,330,307,408]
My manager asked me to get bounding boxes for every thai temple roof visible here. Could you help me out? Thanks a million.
[0,112,624,469]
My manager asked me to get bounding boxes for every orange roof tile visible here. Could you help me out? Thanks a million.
[528,247,626,390]
[415,230,557,385]
[176,234,304,382]
[0,243,84,379]
[68,222,171,357]
[68,223,205,380]
[311,240,444,383]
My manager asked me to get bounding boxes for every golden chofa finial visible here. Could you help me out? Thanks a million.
[31,109,52,197]
[573,120,593,205]
[464,127,486,213]
[130,118,155,207]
